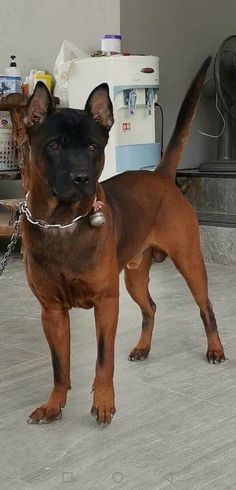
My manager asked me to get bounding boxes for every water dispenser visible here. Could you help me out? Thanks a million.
[68,55,160,180]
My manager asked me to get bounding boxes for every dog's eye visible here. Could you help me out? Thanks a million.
[88,144,97,152]
[48,141,61,151]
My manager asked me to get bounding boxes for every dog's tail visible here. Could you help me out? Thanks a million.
[156,56,211,180]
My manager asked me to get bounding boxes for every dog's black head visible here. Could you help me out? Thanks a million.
[23,81,114,204]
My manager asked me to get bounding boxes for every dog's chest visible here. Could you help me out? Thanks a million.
[30,253,106,309]
[25,227,111,309]
[27,224,99,269]
[56,273,102,309]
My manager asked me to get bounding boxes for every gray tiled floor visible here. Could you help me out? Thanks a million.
[0,255,236,489]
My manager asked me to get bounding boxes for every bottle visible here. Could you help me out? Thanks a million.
[33,71,53,92]
[101,35,122,53]
[22,76,29,97]
[5,55,21,77]
[5,55,22,93]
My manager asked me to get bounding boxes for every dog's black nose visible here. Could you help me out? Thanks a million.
[70,171,89,185]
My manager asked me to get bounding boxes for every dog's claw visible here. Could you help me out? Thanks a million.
[128,347,150,362]
[91,403,116,426]
[91,407,96,418]
[56,410,63,420]
[27,406,63,424]
[206,351,226,364]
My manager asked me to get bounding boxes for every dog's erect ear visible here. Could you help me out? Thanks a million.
[85,83,114,131]
[23,81,54,128]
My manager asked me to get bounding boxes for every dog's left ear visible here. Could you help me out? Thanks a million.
[23,81,54,128]
[85,83,114,131]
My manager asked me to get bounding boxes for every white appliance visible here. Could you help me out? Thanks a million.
[68,55,160,180]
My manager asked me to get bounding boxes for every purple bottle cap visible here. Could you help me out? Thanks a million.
[102,34,122,39]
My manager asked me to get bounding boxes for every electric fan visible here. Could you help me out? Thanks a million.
[200,35,236,171]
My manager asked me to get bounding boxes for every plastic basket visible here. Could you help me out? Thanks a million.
[0,129,18,171]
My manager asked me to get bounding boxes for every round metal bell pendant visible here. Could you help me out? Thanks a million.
[89,211,106,228]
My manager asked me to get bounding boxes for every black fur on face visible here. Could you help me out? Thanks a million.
[29,108,109,203]
[24,81,113,204]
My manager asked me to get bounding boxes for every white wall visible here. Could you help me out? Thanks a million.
[0,0,120,77]
[0,0,120,198]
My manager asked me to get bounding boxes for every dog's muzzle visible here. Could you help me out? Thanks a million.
[52,170,95,203]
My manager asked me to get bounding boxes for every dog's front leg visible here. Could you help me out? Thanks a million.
[91,296,119,425]
[28,306,71,424]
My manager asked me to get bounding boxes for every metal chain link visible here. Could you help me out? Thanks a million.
[0,212,21,277]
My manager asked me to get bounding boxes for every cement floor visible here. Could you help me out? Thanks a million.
[0,255,236,489]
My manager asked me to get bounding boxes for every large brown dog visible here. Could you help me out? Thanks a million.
[15,57,225,426]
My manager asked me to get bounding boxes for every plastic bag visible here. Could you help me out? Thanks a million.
[53,40,88,107]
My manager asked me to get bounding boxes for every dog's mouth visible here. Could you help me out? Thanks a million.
[50,175,96,204]
[51,185,96,203]
[48,169,97,204]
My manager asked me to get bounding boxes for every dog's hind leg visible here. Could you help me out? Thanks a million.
[125,249,156,361]
[172,250,225,363]
[28,306,71,424]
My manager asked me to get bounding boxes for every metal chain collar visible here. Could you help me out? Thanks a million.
[0,194,104,276]
[0,213,21,277]
[19,201,89,229]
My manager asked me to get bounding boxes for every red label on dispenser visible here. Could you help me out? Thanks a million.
[122,122,131,131]
[141,67,154,73]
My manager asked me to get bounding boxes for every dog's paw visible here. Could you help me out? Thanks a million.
[128,346,150,361]
[206,349,226,364]
[91,385,116,425]
[27,404,62,424]
[206,335,226,364]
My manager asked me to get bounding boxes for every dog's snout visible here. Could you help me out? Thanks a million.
[70,171,89,185]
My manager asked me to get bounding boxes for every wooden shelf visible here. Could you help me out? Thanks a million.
[0,170,21,180]
[0,199,22,237]
[177,168,236,179]
[0,94,60,111]
[0,213,15,237]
